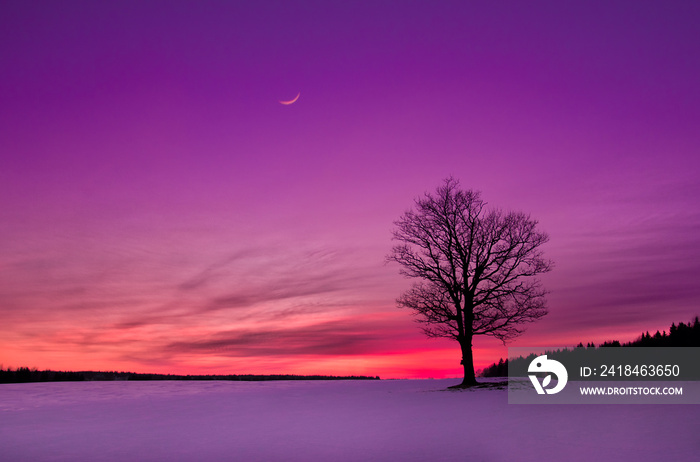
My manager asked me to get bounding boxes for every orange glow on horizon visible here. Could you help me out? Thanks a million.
[0,342,511,379]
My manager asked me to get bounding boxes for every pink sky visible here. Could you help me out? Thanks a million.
[2,1,699,378]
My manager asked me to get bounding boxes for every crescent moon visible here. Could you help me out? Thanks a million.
[279,92,300,105]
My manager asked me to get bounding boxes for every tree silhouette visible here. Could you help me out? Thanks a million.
[388,178,552,387]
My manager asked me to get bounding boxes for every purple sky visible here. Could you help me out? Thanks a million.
[2,1,699,378]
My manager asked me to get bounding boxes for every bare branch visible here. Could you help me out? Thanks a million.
[387,178,552,385]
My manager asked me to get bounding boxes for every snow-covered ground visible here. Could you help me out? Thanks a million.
[1,379,698,461]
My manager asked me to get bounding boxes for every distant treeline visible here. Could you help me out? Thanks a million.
[0,368,380,384]
[481,316,700,377]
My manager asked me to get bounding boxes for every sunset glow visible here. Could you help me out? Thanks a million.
[2,2,699,378]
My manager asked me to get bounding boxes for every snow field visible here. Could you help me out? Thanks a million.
[1,379,698,461]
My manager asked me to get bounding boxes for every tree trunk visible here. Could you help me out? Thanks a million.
[459,337,478,387]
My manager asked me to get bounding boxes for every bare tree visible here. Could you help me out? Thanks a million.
[388,178,552,387]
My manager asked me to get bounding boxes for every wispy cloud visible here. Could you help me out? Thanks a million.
[0,240,405,369]
[539,183,700,338]
[174,245,389,315]
[164,316,412,358]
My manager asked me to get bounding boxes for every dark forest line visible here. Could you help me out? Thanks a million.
[0,368,380,384]
[481,316,700,377]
